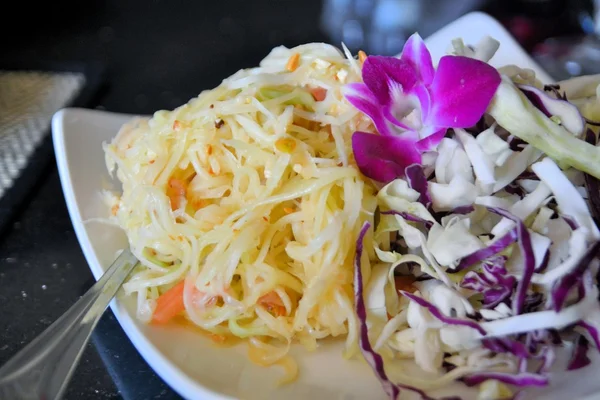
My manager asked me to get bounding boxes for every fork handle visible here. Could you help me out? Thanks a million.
[0,249,138,400]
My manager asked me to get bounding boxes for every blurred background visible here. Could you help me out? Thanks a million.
[0,0,599,398]
[2,0,599,115]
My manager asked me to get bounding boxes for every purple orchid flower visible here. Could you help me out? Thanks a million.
[345,33,501,183]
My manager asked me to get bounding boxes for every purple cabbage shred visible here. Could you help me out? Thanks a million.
[381,210,433,229]
[567,334,591,371]
[550,241,600,312]
[487,207,535,315]
[353,222,455,400]
[455,228,517,271]
[463,371,548,387]
[405,164,432,209]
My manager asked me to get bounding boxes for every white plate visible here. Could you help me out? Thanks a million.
[52,11,600,400]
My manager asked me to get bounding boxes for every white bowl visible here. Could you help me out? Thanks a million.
[52,11,600,400]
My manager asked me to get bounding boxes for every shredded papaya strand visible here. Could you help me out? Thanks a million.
[173,317,239,347]
[187,193,206,211]
[275,356,299,385]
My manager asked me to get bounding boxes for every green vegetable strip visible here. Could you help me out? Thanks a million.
[257,86,316,110]
[488,77,600,179]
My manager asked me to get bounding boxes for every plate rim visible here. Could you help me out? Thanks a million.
[425,11,553,83]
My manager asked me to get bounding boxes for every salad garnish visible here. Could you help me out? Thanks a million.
[345,33,500,183]
[348,34,600,399]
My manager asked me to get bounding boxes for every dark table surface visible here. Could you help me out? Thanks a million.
[0,0,583,399]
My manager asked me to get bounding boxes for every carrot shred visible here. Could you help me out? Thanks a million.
[188,195,205,211]
[152,281,186,324]
[275,138,296,153]
[258,291,286,316]
[210,334,227,343]
[358,50,367,65]
[111,204,119,216]
[173,120,190,131]
[167,177,188,210]
[309,87,327,101]
[286,53,300,72]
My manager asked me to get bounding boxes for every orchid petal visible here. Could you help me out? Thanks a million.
[344,83,396,136]
[380,85,413,132]
[362,56,418,105]
[412,84,431,122]
[382,84,430,138]
[427,55,501,128]
[401,33,435,86]
[412,84,449,152]
[352,132,421,183]
[415,128,447,152]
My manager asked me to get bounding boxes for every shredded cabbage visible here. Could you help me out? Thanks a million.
[346,34,600,400]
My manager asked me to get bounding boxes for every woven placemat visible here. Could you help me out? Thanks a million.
[0,70,86,197]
